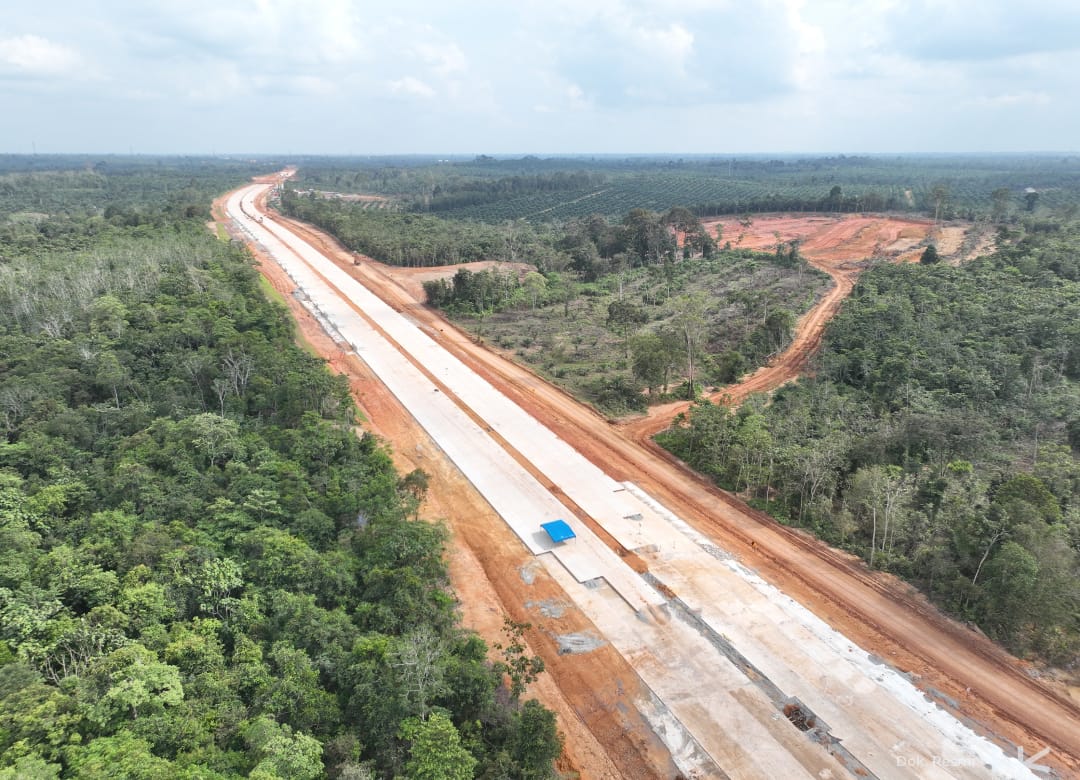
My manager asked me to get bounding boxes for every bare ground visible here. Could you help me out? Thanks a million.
[217,197,1080,778]
[621,213,1004,440]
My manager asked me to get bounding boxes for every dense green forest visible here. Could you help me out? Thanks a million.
[0,165,559,778]
[287,154,1080,223]
[658,225,1080,664]
[279,190,557,269]
[0,156,282,222]
[279,190,720,272]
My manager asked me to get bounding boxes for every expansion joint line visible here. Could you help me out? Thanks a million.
[640,572,880,780]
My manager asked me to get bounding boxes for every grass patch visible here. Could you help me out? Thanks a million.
[445,252,831,415]
[257,273,321,358]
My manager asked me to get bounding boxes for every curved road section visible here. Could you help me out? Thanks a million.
[227,182,1043,779]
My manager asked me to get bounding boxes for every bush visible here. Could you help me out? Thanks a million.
[584,374,647,415]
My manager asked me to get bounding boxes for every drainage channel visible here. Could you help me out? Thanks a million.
[641,572,880,780]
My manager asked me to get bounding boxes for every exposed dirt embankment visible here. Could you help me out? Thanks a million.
[220,194,1080,777]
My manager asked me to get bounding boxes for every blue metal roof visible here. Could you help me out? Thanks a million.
[541,519,576,543]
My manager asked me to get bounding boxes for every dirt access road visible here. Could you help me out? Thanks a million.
[623,214,936,440]
[220,186,1079,778]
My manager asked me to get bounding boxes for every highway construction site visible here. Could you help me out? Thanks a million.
[221,177,1080,779]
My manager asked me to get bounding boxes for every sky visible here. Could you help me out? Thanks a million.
[1,0,1078,155]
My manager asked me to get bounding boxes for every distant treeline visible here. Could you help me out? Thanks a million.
[0,156,279,219]
[409,171,607,213]
[279,191,717,274]
[687,187,905,217]
[289,154,1080,223]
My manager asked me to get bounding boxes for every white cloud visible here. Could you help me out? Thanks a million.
[0,0,1077,153]
[970,91,1052,108]
[279,75,338,97]
[881,0,1080,61]
[532,81,591,114]
[783,0,826,87]
[119,0,367,71]
[540,0,810,107]
[0,34,83,77]
[387,76,436,99]
[412,40,467,78]
[633,22,695,71]
[566,83,588,106]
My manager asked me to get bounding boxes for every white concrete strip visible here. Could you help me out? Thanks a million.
[228,187,664,612]
[540,553,841,779]
[620,483,1040,780]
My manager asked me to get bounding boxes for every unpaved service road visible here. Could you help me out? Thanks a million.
[624,214,936,440]
[225,183,1078,779]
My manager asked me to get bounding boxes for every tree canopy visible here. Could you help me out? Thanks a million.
[0,166,561,778]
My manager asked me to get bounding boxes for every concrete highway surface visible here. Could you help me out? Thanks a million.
[226,181,1042,779]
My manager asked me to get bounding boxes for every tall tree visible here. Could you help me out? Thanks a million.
[671,293,708,399]
[630,332,669,395]
[606,299,648,358]
[930,184,950,223]
[400,712,477,780]
[990,188,1012,222]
